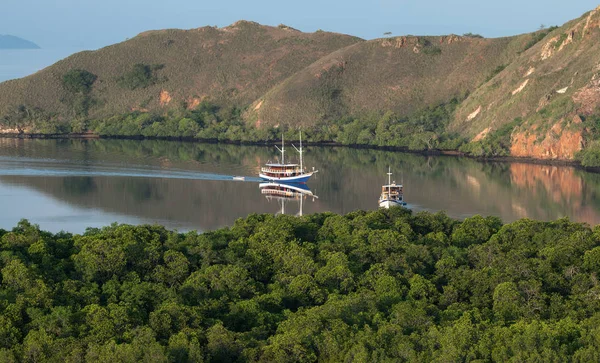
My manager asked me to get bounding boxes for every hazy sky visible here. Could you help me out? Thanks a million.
[2,0,599,49]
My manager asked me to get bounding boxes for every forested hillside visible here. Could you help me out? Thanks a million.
[2,209,600,361]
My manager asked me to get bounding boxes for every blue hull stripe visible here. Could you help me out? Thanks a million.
[260,175,311,183]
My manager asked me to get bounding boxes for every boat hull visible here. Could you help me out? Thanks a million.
[259,172,314,183]
[379,200,406,209]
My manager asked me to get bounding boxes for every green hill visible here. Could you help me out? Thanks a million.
[0,22,361,121]
[1,7,600,164]
[246,34,529,129]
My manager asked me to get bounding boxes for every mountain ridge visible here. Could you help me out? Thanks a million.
[1,9,600,164]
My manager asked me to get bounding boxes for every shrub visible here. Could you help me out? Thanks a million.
[62,69,97,94]
[577,140,600,167]
[485,64,507,83]
[422,46,442,56]
[460,118,522,157]
[521,26,559,52]
[61,69,98,117]
[117,64,164,90]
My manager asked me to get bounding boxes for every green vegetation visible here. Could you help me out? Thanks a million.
[324,98,463,150]
[554,33,569,50]
[463,33,484,38]
[484,64,507,83]
[421,45,442,56]
[117,64,165,90]
[0,104,61,133]
[576,116,600,167]
[577,141,600,167]
[459,118,522,157]
[0,98,463,152]
[3,209,600,361]
[62,69,97,94]
[521,26,559,52]
[91,98,464,150]
[89,102,276,142]
[61,69,98,117]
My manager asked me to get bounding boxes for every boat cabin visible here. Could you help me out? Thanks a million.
[380,184,403,202]
[261,163,305,178]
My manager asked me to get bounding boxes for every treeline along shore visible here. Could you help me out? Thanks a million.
[2,208,600,361]
[0,124,584,171]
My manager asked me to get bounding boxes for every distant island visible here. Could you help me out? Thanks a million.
[0,34,40,49]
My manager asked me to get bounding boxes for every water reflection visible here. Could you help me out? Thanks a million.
[0,138,600,233]
[259,182,319,216]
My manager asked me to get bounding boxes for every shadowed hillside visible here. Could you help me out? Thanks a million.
[246,34,530,128]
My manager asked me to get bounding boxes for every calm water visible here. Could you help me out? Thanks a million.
[1,138,600,233]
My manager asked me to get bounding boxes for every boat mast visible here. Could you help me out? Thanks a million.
[388,166,392,199]
[293,131,304,171]
[275,134,285,164]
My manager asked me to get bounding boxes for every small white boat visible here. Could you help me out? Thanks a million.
[259,131,317,183]
[379,167,406,209]
[233,176,245,181]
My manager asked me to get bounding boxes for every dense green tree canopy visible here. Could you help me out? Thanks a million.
[1,210,600,361]
[62,69,97,95]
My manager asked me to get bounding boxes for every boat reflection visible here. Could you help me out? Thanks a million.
[259,182,319,216]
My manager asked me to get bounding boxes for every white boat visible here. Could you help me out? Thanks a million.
[232,176,245,181]
[259,131,317,183]
[379,166,406,209]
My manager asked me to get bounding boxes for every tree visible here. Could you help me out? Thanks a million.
[205,323,241,362]
[117,64,164,90]
[315,252,355,292]
[73,236,127,283]
[451,215,501,247]
[62,69,97,94]
[153,250,189,287]
[493,282,523,322]
[61,69,98,117]
[167,331,204,363]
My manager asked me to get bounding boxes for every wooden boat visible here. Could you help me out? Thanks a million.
[379,167,406,209]
[259,131,317,183]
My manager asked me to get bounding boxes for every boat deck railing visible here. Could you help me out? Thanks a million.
[261,167,305,175]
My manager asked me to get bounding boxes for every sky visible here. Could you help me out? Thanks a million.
[1,0,599,49]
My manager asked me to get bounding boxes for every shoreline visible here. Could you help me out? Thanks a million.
[0,132,589,171]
